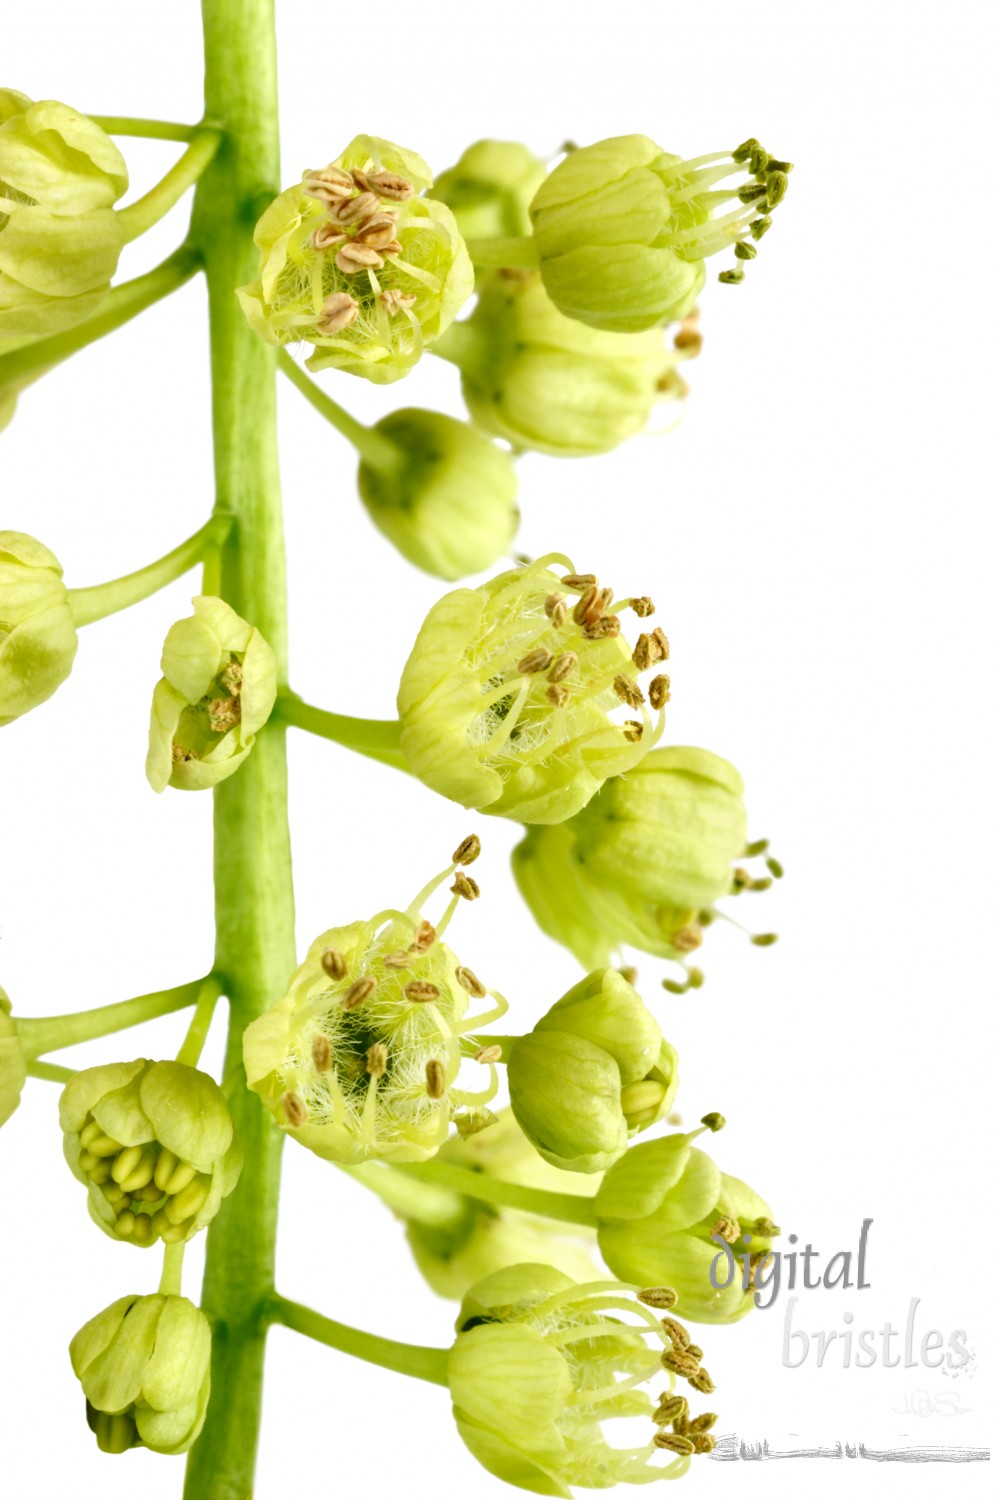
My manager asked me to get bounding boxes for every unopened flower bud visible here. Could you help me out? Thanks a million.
[145,595,277,792]
[0,91,128,337]
[434,140,547,242]
[237,135,472,384]
[0,531,78,727]
[60,1059,242,1245]
[70,1293,211,1454]
[0,987,27,1128]
[397,555,663,824]
[529,134,791,332]
[508,968,677,1173]
[357,408,519,580]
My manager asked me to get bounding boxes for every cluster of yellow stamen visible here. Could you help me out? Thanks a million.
[303,163,417,333]
[74,1118,212,1246]
[638,1287,718,1458]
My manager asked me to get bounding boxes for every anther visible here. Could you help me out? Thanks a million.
[312,1034,332,1072]
[631,596,655,617]
[548,652,578,683]
[687,1344,704,1362]
[654,1395,688,1425]
[732,138,761,162]
[672,926,702,953]
[691,1434,717,1454]
[572,585,602,625]
[737,183,767,204]
[405,980,441,1004]
[654,1433,695,1456]
[648,674,671,709]
[623,720,644,742]
[518,647,553,674]
[583,614,621,640]
[366,1042,388,1077]
[688,1369,715,1395]
[312,222,347,252]
[766,171,789,207]
[750,216,772,240]
[343,976,376,1010]
[475,1045,502,1064]
[718,268,745,285]
[366,170,414,201]
[336,243,384,273]
[766,856,784,878]
[544,592,566,621]
[688,1413,718,1434]
[455,966,487,998]
[208,697,241,732]
[380,289,417,315]
[700,1111,726,1132]
[425,1058,447,1100]
[561,573,596,591]
[316,291,359,335]
[303,165,354,202]
[383,950,411,968]
[331,190,380,224]
[410,919,437,952]
[661,1349,701,1378]
[321,948,347,980]
[754,1217,781,1236]
[619,965,638,985]
[282,1092,308,1127]
[452,834,481,866]
[734,241,757,261]
[649,627,669,661]
[451,873,480,900]
[639,1287,679,1310]
[711,1215,740,1244]
[614,674,644,709]
[751,932,779,947]
[354,212,401,248]
[661,1317,691,1349]
[547,682,570,708]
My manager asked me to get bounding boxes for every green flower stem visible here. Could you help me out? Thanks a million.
[466,234,541,271]
[175,978,224,1068]
[277,692,410,774]
[271,1296,450,1386]
[342,1161,468,1230]
[0,244,200,391]
[277,349,400,473]
[159,1242,187,1298]
[89,116,206,143]
[67,514,232,627]
[182,3,295,1495]
[25,1060,75,1084]
[15,976,208,1062]
[399,1159,600,1228]
[117,128,224,243]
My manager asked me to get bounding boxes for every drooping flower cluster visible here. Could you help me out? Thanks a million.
[398,555,669,824]
[243,838,507,1163]
[237,135,473,383]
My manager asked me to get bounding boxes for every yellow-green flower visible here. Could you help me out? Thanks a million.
[70,1293,211,1455]
[60,1059,242,1246]
[434,139,546,243]
[0,987,26,1128]
[0,90,128,337]
[237,134,472,383]
[397,556,666,824]
[146,595,277,792]
[0,530,78,727]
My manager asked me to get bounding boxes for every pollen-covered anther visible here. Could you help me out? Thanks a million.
[561,573,596,592]
[312,222,347,252]
[475,1045,502,1064]
[631,596,655,617]
[623,720,644,743]
[686,1344,704,1362]
[547,682,570,708]
[380,288,417,315]
[451,873,480,900]
[544,592,566,622]
[754,1216,781,1236]
[654,1395,688,1426]
[405,980,441,1004]
[355,212,402,249]
[321,948,347,980]
[671,925,702,953]
[674,328,703,353]
[366,1042,388,1077]
[688,1369,715,1395]
[336,243,385,274]
[208,697,241,732]
[583,615,622,641]
[410,919,437,952]
[700,1111,726,1132]
[661,1348,701,1378]
[455,966,487,998]
[662,1316,691,1349]
[638,1286,679,1310]
[572,585,602,625]
[330,190,380,225]
[383,950,412,969]
[343,976,376,1010]
[711,1215,740,1244]
[366,170,414,201]
[653,1433,695,1456]
[517,647,553,674]
[425,1058,447,1099]
[688,1413,717,1434]
[548,652,578,684]
[283,1091,308,1127]
[317,293,358,333]
[691,1434,716,1454]
[749,1252,773,1286]
[614,674,644,709]
[311,1034,332,1072]
[219,661,243,695]
[649,674,671,709]
[303,165,355,203]
[452,834,481,866]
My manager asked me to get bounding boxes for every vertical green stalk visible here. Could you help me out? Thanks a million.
[183,4,294,1496]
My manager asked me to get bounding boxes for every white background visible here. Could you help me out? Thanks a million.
[2,2,998,1496]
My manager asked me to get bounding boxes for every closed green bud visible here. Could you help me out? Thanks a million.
[60,1059,242,1247]
[434,140,546,242]
[449,1263,712,1491]
[145,595,277,792]
[397,556,665,824]
[438,271,691,457]
[244,854,507,1163]
[513,746,752,969]
[0,530,78,727]
[70,1293,211,1455]
[404,1108,600,1299]
[357,408,519,580]
[595,1129,778,1324]
[0,988,27,1128]
[0,90,127,337]
[529,134,790,332]
[508,968,677,1173]
[237,134,472,384]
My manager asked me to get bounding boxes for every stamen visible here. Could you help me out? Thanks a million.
[452,834,481,866]
[366,1042,388,1077]
[383,950,411,968]
[451,873,480,901]
[518,647,554,674]
[409,919,436,952]
[562,573,597,591]
[425,1058,447,1099]
[336,243,385,273]
[455,966,487,998]
[343,976,376,1010]
[631,596,655,617]
[700,1112,726,1132]
[649,674,671,709]
[474,1045,502,1064]
[638,1287,679,1310]
[312,222,347,252]
[405,980,441,1004]
[282,1091,308,1127]
[330,190,380,225]
[654,1433,695,1455]
[614,675,645,709]
[549,652,578,683]
[311,1034,332,1072]
[321,948,347,979]
[317,292,359,333]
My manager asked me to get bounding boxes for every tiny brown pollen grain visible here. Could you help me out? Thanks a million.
[405,980,441,1004]
[282,1092,308,1128]
[410,919,436,952]
[455,966,487,998]
[649,674,671,709]
[475,1045,503,1064]
[321,948,347,980]
[366,1042,388,1077]
[452,834,481,866]
[311,1035,332,1073]
[343,976,376,1010]
[451,873,480,901]
[425,1058,447,1100]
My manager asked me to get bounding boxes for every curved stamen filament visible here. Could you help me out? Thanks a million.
[484,675,530,753]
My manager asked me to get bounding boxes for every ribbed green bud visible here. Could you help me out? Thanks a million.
[434,140,546,243]
[0,987,26,1128]
[508,968,677,1173]
[0,90,127,337]
[244,857,506,1163]
[513,746,749,968]
[438,271,690,456]
[449,1263,704,1492]
[237,134,472,384]
[70,1293,211,1455]
[404,1108,599,1298]
[0,530,78,727]
[357,408,519,580]
[145,595,277,792]
[595,1131,778,1324]
[60,1059,242,1246]
[397,555,665,824]
[529,134,790,332]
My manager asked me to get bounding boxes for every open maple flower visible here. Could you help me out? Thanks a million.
[243,836,508,1164]
[398,555,667,825]
[0,530,78,727]
[237,134,473,383]
[447,1263,719,1491]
